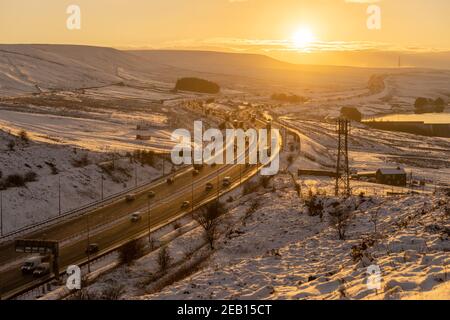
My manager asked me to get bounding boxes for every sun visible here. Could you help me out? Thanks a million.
[292,27,315,48]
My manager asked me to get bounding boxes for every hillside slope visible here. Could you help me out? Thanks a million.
[130,50,381,88]
[0,44,177,96]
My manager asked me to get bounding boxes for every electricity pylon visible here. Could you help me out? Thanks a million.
[335,118,350,196]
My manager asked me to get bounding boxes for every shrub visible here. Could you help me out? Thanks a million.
[243,181,259,195]
[7,140,15,151]
[45,161,59,175]
[287,155,294,165]
[158,246,172,273]
[71,154,91,167]
[5,174,26,188]
[173,222,182,230]
[70,288,99,300]
[101,284,125,300]
[261,176,271,189]
[119,239,144,265]
[19,130,29,142]
[24,171,38,182]
[305,195,323,217]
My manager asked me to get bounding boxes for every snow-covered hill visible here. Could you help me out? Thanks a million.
[0,44,178,96]
[70,173,449,300]
[138,174,449,300]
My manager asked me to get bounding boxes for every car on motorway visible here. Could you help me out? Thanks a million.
[223,177,231,187]
[167,177,175,185]
[85,243,99,255]
[125,194,136,202]
[181,201,190,209]
[21,256,42,274]
[130,213,141,222]
[205,182,214,192]
[148,191,156,198]
[193,164,204,170]
[33,263,50,278]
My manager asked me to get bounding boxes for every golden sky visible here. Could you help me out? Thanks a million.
[1,0,449,61]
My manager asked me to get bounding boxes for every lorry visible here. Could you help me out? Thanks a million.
[21,256,43,274]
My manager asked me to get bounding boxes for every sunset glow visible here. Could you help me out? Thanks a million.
[291,27,315,49]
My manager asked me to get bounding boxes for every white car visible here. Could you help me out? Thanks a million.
[130,213,141,222]
[181,201,190,209]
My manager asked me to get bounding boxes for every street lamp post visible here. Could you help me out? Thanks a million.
[58,175,61,215]
[86,211,91,273]
[0,191,3,237]
[134,162,138,187]
[147,192,155,245]
[101,173,104,200]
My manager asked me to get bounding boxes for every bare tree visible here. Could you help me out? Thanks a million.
[369,209,381,235]
[329,205,352,240]
[193,201,225,250]
[158,246,171,273]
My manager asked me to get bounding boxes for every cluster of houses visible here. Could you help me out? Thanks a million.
[298,167,408,187]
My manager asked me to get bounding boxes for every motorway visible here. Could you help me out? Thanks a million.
[0,120,278,299]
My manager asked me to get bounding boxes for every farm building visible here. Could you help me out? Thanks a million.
[376,167,407,186]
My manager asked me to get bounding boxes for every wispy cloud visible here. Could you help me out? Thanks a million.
[157,37,445,54]
[345,0,381,3]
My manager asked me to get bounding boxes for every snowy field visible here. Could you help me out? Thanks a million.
[271,70,450,118]
[0,108,176,153]
[1,44,449,300]
[0,129,164,234]
[281,118,450,187]
[70,174,449,300]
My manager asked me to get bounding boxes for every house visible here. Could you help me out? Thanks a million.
[375,167,407,186]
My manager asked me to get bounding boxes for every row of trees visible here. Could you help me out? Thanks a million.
[414,97,446,114]
[174,77,220,94]
[270,93,308,103]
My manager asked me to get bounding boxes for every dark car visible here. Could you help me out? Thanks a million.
[85,243,99,254]
[33,263,50,278]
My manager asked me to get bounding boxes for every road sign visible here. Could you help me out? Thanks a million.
[15,239,60,280]
[15,239,59,256]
